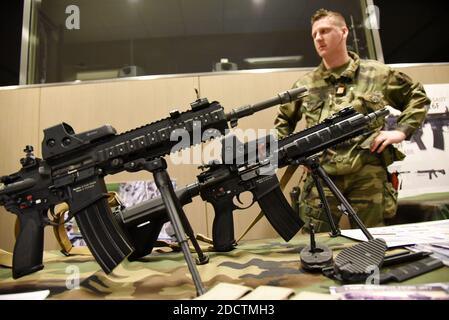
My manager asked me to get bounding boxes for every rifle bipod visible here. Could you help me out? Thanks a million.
[298,157,374,241]
[124,157,208,296]
[297,158,393,283]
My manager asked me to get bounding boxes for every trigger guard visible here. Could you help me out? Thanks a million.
[236,194,244,205]
[234,195,255,210]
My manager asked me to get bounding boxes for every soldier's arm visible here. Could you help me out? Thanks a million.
[384,69,430,139]
[274,82,303,139]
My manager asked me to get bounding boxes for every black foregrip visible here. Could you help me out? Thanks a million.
[253,175,304,241]
[75,197,134,273]
[211,201,236,252]
[12,209,45,279]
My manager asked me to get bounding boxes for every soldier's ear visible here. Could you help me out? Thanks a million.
[341,26,349,40]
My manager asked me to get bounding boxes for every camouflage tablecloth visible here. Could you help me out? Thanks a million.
[1,233,448,300]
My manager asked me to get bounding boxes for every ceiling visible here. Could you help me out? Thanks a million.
[39,0,363,43]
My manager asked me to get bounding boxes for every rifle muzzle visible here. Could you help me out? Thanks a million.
[365,108,390,121]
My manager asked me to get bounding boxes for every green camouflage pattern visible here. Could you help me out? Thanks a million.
[298,164,398,233]
[274,52,429,230]
[274,51,430,175]
[1,234,447,299]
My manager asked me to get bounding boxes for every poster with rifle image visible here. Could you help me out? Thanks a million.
[388,83,449,202]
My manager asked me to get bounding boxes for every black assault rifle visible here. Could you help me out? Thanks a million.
[385,108,449,150]
[417,169,446,180]
[0,87,307,279]
[116,106,389,259]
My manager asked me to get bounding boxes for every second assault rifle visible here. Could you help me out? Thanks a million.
[115,106,390,259]
[417,169,446,180]
[0,86,306,279]
[385,108,449,150]
[425,108,449,150]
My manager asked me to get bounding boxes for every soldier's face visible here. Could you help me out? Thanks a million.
[312,17,347,58]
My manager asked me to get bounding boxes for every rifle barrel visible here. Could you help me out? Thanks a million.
[225,87,307,126]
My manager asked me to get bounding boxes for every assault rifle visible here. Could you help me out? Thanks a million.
[115,107,390,259]
[417,169,446,180]
[385,108,449,150]
[0,87,306,279]
[426,108,449,150]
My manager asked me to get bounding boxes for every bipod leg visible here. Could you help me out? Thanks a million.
[140,158,206,296]
[309,168,341,237]
[311,160,374,241]
[178,210,209,265]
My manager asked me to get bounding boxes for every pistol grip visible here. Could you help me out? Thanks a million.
[12,209,45,278]
[211,200,236,252]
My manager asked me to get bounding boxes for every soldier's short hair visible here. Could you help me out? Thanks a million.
[311,8,347,27]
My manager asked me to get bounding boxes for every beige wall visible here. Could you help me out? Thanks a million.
[1,63,449,252]
[0,89,42,252]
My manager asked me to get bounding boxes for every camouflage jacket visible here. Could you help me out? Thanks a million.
[274,52,430,175]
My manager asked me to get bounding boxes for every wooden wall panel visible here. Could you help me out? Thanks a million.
[0,88,46,251]
[392,64,449,84]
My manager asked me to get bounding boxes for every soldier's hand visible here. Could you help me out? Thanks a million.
[370,130,406,153]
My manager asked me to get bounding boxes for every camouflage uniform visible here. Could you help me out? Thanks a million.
[275,52,430,232]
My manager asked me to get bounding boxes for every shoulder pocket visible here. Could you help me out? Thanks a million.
[302,96,323,112]
[359,92,386,112]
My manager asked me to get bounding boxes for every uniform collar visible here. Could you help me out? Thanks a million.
[317,51,360,83]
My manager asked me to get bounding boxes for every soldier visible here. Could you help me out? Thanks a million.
[275,9,430,232]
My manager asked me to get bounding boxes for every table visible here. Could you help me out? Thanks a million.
[1,233,448,300]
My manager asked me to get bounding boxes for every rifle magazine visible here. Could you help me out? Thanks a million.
[257,185,304,241]
[75,197,134,273]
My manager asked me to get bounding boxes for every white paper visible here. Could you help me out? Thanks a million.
[340,219,449,248]
[329,283,449,300]
[407,242,449,266]
[0,289,50,300]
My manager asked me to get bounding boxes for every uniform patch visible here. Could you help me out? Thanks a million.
[336,84,346,96]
